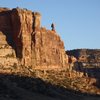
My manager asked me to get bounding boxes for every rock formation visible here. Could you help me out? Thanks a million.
[0,7,68,71]
[1,7,100,98]
[67,49,100,67]
[67,49,100,78]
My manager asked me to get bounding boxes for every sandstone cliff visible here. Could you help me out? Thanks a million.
[0,7,68,71]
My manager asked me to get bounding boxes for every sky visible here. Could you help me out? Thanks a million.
[0,0,100,50]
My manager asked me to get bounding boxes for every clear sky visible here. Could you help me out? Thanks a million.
[0,0,100,50]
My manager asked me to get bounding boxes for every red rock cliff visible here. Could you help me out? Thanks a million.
[0,8,68,70]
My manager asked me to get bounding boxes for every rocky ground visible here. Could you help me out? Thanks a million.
[0,68,100,100]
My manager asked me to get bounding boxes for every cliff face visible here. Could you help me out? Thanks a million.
[31,28,68,69]
[0,8,68,71]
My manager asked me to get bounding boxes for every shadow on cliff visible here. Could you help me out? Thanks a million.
[0,10,23,58]
[0,73,100,100]
[0,10,15,48]
[73,62,100,89]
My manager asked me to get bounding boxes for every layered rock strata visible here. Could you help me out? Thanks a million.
[67,49,100,67]
[67,49,100,78]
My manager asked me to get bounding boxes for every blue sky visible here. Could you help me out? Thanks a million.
[0,0,100,50]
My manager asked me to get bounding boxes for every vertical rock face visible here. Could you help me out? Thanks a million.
[0,8,13,46]
[0,8,68,70]
[32,28,68,69]
[11,8,34,66]
[0,8,18,70]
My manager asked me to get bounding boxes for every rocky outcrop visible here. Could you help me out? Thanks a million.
[0,7,68,71]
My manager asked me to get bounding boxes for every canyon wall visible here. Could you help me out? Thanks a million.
[67,49,100,67]
[67,49,100,78]
[0,7,68,71]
